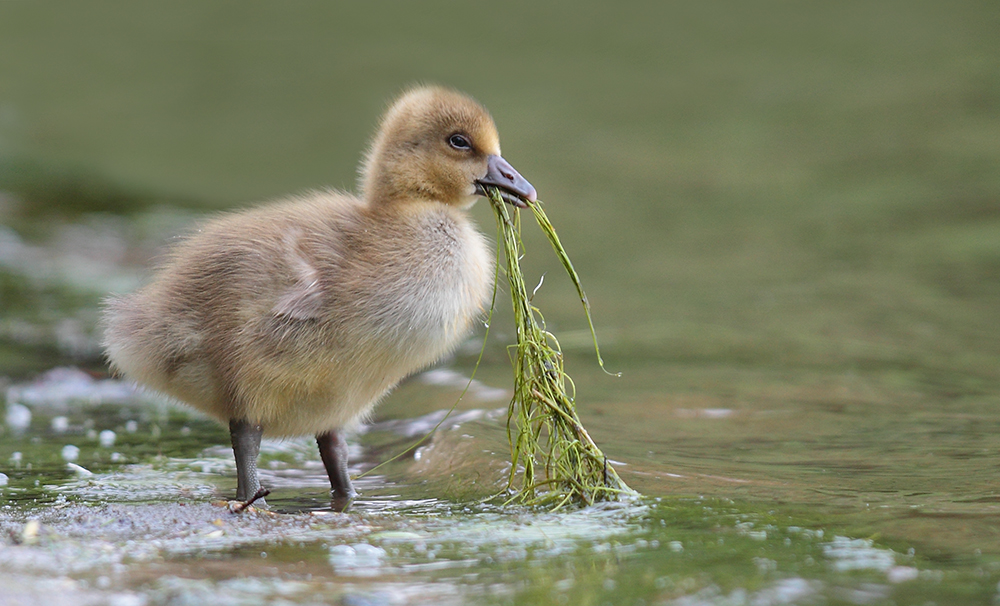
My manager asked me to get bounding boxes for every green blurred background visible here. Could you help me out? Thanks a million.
[0,1,1000,355]
[2,1,997,362]
[1,0,999,547]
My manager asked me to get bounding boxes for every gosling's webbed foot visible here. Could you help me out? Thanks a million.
[230,418,268,509]
[330,491,355,513]
[317,429,356,512]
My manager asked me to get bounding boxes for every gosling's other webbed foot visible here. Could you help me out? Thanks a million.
[230,418,268,509]
[317,429,356,512]
[232,487,271,514]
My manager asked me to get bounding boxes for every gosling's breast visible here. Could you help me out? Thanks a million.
[360,205,493,361]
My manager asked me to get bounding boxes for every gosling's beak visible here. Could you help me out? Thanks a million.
[475,154,537,208]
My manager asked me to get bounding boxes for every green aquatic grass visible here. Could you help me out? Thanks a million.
[486,187,635,508]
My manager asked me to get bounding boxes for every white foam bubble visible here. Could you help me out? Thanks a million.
[5,402,31,430]
[61,444,80,462]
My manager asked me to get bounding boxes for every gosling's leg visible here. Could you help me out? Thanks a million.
[229,418,267,508]
[317,429,356,512]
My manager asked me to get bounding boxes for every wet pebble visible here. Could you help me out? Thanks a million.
[0,472,8,486]
[100,430,116,448]
[21,519,40,543]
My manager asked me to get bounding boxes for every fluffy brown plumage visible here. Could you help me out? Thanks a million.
[101,86,536,509]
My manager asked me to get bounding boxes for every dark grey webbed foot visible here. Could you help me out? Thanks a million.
[317,429,356,512]
[230,418,267,509]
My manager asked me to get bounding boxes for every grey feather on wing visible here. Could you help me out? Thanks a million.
[272,230,326,321]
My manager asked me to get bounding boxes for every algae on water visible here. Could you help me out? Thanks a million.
[486,188,636,508]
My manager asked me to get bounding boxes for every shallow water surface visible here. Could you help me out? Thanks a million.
[1,366,999,605]
[2,1,1000,604]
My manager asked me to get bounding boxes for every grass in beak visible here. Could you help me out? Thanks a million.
[486,187,638,509]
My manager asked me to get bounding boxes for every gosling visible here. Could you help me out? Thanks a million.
[102,86,537,510]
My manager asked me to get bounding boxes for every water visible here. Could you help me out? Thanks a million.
[2,2,1000,604]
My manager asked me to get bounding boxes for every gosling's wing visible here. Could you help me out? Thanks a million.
[272,228,327,321]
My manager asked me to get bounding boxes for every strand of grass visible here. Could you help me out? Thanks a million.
[527,202,619,378]
[487,187,637,508]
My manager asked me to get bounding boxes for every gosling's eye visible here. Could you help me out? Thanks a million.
[448,134,472,150]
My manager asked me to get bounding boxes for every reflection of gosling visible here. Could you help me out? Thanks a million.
[102,87,537,510]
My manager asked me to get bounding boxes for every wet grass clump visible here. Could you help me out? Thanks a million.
[486,187,635,508]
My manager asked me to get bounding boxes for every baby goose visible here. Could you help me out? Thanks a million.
[102,86,536,510]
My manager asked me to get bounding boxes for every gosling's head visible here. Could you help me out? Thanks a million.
[360,86,536,209]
